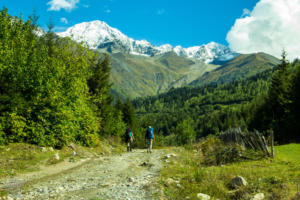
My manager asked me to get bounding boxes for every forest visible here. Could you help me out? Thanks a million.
[133,55,300,145]
[0,8,130,148]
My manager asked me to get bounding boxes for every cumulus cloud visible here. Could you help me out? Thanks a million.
[60,17,68,24]
[47,0,79,12]
[226,0,300,60]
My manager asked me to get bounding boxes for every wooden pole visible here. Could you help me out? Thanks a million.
[271,131,275,158]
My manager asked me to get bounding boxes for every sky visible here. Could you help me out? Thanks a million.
[1,0,300,59]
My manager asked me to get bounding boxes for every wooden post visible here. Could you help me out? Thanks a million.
[270,131,274,158]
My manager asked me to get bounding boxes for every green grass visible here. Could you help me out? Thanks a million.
[275,143,300,163]
[0,140,123,180]
[160,143,300,200]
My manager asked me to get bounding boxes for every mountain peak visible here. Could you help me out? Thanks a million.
[57,20,238,63]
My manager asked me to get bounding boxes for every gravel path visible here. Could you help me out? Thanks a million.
[1,149,165,200]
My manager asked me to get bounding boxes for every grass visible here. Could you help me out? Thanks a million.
[0,139,125,180]
[160,142,300,200]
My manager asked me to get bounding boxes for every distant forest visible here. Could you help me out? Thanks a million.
[133,55,300,145]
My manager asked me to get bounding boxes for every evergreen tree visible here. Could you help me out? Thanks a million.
[122,98,136,128]
[265,51,291,143]
[290,61,300,142]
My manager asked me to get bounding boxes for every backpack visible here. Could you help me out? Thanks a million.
[146,127,154,139]
[125,128,132,141]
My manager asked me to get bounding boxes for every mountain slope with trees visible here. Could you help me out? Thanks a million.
[190,52,280,87]
[133,55,300,145]
[0,8,127,147]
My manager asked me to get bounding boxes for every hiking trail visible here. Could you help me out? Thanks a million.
[1,149,165,200]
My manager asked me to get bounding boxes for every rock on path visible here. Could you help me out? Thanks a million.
[1,149,165,200]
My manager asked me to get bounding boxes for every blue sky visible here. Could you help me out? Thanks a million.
[0,0,259,47]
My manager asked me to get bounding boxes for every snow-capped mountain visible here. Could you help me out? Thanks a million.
[57,20,238,63]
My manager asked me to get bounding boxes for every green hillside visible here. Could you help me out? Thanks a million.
[109,52,217,98]
[190,52,280,87]
[108,51,280,99]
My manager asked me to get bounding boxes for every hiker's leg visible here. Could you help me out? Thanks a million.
[130,139,133,152]
[149,139,153,153]
[147,139,150,153]
[127,142,130,152]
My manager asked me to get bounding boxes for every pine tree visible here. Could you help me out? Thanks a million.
[122,98,136,128]
[290,60,300,142]
[265,51,291,143]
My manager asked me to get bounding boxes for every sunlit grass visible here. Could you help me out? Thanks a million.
[160,144,300,200]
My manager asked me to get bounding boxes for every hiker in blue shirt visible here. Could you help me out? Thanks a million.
[145,126,154,153]
[125,128,135,152]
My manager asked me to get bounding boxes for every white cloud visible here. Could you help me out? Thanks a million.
[226,0,300,60]
[47,0,79,12]
[60,17,68,24]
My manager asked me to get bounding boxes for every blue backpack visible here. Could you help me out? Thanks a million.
[146,127,154,139]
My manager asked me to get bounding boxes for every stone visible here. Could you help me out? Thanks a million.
[72,151,77,156]
[1,196,14,200]
[128,177,134,182]
[68,143,76,150]
[251,193,264,200]
[48,147,54,152]
[230,176,247,188]
[40,147,47,152]
[53,153,60,160]
[197,193,211,200]
[164,178,176,187]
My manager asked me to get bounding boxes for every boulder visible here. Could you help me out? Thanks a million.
[53,153,60,161]
[165,154,177,159]
[251,193,264,200]
[230,176,247,188]
[48,147,54,152]
[164,178,176,187]
[197,193,211,200]
[40,147,47,152]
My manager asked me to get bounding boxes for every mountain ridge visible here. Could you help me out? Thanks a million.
[57,20,239,64]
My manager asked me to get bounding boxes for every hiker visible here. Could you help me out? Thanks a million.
[125,128,134,152]
[145,126,154,153]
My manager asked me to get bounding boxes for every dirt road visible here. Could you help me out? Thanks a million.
[2,149,165,200]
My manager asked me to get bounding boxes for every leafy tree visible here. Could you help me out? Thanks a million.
[176,117,196,145]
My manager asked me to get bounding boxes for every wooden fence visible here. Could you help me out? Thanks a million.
[219,128,274,158]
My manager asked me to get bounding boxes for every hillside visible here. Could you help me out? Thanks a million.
[109,51,281,99]
[190,52,280,87]
[109,51,218,98]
